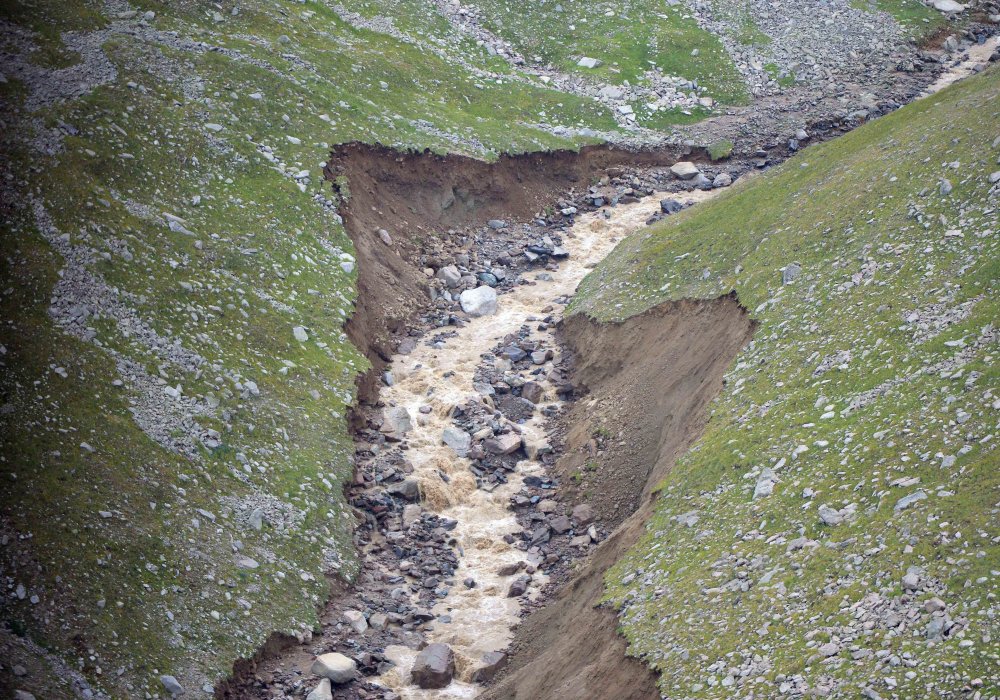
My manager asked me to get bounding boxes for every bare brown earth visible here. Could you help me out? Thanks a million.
[325,143,713,409]
[482,296,756,700]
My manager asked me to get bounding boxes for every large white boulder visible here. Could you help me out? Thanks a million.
[311,653,356,684]
[670,161,701,180]
[459,286,498,317]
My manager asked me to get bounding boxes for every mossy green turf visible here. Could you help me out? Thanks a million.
[467,0,750,104]
[852,0,947,37]
[0,0,656,695]
[574,67,999,696]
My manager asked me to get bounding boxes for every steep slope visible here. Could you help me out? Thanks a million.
[564,64,1000,698]
[0,0,984,697]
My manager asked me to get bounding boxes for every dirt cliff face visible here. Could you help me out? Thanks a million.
[482,295,755,699]
[325,143,710,409]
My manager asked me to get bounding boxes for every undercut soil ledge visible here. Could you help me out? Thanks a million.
[482,295,756,699]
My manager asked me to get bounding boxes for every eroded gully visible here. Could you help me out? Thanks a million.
[369,188,718,698]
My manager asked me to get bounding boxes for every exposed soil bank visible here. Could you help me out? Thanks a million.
[325,142,715,408]
[482,296,756,699]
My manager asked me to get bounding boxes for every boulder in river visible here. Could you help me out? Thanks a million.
[387,478,420,502]
[442,426,472,456]
[380,406,412,438]
[484,432,522,455]
[459,286,497,316]
[411,643,455,689]
[472,651,508,683]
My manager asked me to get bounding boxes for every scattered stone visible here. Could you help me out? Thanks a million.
[577,57,601,69]
[670,161,701,180]
[459,286,498,317]
[437,265,462,288]
[782,262,802,285]
[411,643,455,689]
[306,678,333,700]
[160,675,184,696]
[753,468,778,499]
[472,651,507,682]
[549,515,571,534]
[931,0,965,12]
[381,406,412,438]
[442,426,472,456]
[343,609,368,634]
[521,381,544,404]
[713,172,733,188]
[818,642,840,657]
[311,653,357,684]
[571,503,596,525]
[507,574,530,597]
[483,432,522,455]
[894,490,927,512]
[387,479,420,502]
[660,198,684,214]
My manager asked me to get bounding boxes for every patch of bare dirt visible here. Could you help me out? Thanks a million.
[481,295,755,700]
[325,143,712,409]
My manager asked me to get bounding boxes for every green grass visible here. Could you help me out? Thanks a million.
[0,0,635,694]
[708,138,734,161]
[467,0,750,106]
[575,66,1000,697]
[852,0,948,37]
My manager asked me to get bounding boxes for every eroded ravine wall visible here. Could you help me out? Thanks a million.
[482,295,756,699]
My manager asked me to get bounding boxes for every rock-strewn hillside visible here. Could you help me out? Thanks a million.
[0,0,989,697]
[572,65,1000,698]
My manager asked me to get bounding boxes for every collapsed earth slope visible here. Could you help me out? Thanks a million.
[497,64,999,699]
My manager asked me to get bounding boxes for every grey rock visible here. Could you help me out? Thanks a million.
[507,574,530,597]
[442,426,472,456]
[343,609,368,634]
[502,346,527,362]
[577,56,601,68]
[571,503,596,525]
[521,381,544,404]
[484,432,522,455]
[387,479,420,502]
[924,597,946,613]
[160,675,184,696]
[660,198,684,214]
[894,490,927,512]
[753,468,778,499]
[459,286,498,317]
[818,642,840,657]
[437,265,462,288]
[472,651,507,682]
[381,406,412,437]
[306,678,333,700]
[818,504,844,526]
[549,515,571,534]
[311,653,357,684]
[411,643,455,689]
[670,161,701,180]
[713,172,733,188]
[782,262,802,285]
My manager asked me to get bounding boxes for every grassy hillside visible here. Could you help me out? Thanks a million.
[574,66,1000,697]
[0,0,629,696]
